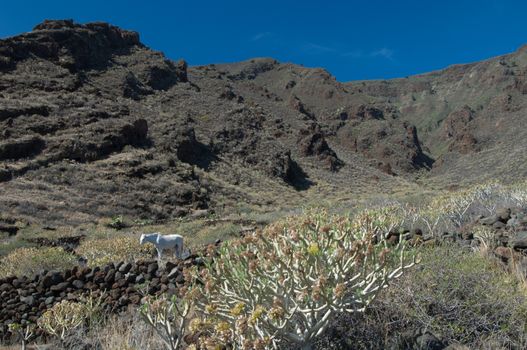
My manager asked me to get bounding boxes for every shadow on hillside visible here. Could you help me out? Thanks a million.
[287,159,314,191]
[415,152,435,170]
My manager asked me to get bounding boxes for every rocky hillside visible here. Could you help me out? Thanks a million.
[1,19,527,225]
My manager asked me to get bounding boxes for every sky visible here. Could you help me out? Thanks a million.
[1,0,526,81]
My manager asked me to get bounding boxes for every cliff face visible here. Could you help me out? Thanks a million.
[1,20,527,225]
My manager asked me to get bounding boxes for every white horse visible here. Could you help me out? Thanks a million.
[140,233,184,259]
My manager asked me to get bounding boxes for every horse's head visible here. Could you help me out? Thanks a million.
[139,234,146,245]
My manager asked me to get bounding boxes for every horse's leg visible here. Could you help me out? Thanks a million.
[156,247,162,260]
[174,244,179,259]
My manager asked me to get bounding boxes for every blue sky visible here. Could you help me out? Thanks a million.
[1,0,526,81]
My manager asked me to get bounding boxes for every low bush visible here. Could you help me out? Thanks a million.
[317,244,527,349]
[38,295,103,344]
[0,246,77,278]
[139,295,191,350]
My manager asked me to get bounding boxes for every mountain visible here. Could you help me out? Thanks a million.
[1,19,527,225]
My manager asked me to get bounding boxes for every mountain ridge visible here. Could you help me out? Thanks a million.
[1,19,527,226]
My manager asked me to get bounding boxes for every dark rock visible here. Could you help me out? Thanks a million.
[164,261,177,272]
[479,215,499,226]
[125,273,136,283]
[147,263,158,277]
[129,294,141,304]
[168,267,181,279]
[493,221,506,230]
[76,267,91,280]
[50,282,70,293]
[104,269,116,284]
[114,271,123,281]
[496,208,511,221]
[510,231,527,250]
[416,331,446,350]
[297,124,343,171]
[20,295,35,306]
[135,275,146,284]
[265,150,312,190]
[40,274,55,289]
[50,271,64,285]
[72,280,84,289]
[175,273,185,285]
[110,289,120,301]
[0,283,12,292]
[112,278,128,289]
[118,262,132,274]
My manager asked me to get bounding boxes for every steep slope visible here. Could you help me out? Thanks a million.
[0,21,394,223]
[346,46,527,184]
[1,19,526,226]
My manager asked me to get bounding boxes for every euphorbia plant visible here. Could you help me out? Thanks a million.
[139,294,191,350]
[194,209,417,349]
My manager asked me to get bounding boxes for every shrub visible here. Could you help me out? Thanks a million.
[319,245,527,349]
[98,216,129,230]
[139,295,192,350]
[8,322,36,350]
[0,246,77,278]
[76,236,152,267]
[194,209,417,349]
[38,296,103,343]
[410,181,527,237]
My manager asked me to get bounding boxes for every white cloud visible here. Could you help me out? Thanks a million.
[341,47,394,60]
[251,32,271,41]
[370,47,394,60]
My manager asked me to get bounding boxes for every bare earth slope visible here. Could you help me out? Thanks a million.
[1,20,526,225]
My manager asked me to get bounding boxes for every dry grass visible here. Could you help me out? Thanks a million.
[92,312,166,350]
[316,244,527,349]
[76,235,152,267]
[0,246,77,278]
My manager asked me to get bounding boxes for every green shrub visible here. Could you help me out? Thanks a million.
[0,247,77,278]
[99,216,128,230]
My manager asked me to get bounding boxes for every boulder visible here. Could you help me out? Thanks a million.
[492,221,506,230]
[118,262,132,274]
[72,280,85,289]
[496,208,511,221]
[479,215,500,226]
[50,282,70,293]
[510,231,527,250]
